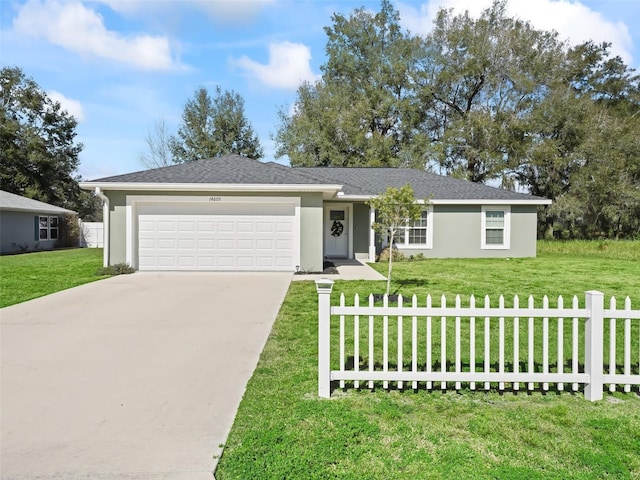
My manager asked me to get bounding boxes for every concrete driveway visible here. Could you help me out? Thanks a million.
[1,272,292,479]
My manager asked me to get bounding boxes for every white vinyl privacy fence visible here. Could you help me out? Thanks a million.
[316,280,640,401]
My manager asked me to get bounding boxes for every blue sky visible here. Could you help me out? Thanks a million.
[2,0,638,181]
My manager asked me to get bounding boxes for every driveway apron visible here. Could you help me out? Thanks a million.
[1,272,292,479]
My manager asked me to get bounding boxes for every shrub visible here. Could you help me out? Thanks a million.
[377,246,405,262]
[97,263,136,276]
[56,213,81,248]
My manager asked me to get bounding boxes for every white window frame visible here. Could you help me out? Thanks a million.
[39,216,59,241]
[397,207,433,249]
[481,206,510,249]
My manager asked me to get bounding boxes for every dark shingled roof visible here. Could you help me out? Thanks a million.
[92,155,325,185]
[90,154,545,202]
[295,167,542,201]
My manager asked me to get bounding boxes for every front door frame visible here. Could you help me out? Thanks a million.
[323,203,353,259]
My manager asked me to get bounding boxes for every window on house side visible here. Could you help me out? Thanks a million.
[393,208,432,249]
[39,216,59,241]
[481,207,510,249]
[408,210,428,245]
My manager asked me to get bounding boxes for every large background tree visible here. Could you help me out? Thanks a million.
[275,0,427,168]
[419,2,566,185]
[276,0,639,239]
[0,66,98,219]
[169,86,263,163]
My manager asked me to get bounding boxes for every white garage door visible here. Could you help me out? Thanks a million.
[137,201,296,271]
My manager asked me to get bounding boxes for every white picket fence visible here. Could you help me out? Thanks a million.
[315,279,640,401]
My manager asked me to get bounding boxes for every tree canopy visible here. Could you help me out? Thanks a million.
[0,66,98,219]
[169,86,263,163]
[275,0,427,168]
[275,0,640,239]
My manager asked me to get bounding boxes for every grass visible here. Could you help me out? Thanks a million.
[0,248,107,308]
[216,241,640,480]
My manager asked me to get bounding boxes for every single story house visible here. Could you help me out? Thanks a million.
[0,190,76,254]
[79,155,551,272]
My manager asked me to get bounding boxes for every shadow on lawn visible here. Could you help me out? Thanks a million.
[390,278,434,293]
[334,356,640,396]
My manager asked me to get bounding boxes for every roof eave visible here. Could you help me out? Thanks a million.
[429,198,552,205]
[337,194,551,205]
[79,182,343,194]
[0,206,77,214]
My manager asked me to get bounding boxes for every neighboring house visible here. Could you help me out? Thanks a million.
[0,190,76,254]
[79,155,551,272]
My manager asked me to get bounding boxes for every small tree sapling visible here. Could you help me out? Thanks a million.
[367,184,423,295]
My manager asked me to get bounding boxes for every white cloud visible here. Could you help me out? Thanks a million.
[233,41,320,90]
[97,0,275,24]
[397,0,634,65]
[47,90,86,122]
[13,0,178,70]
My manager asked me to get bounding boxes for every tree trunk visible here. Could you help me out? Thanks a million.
[386,231,394,295]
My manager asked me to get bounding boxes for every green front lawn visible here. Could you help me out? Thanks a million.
[216,241,640,479]
[0,248,107,308]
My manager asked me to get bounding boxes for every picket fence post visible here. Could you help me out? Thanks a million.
[584,290,604,401]
[316,279,334,398]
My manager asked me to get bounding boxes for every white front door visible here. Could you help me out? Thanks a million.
[324,207,348,258]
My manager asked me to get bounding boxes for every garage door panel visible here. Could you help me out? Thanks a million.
[197,221,215,232]
[139,220,156,232]
[256,239,273,250]
[157,256,177,267]
[276,222,292,233]
[177,239,195,249]
[138,205,296,271]
[198,256,215,267]
[198,239,215,249]
[237,222,254,233]
[217,238,234,250]
[256,222,274,233]
[158,239,175,249]
[139,238,155,249]
[276,239,292,250]
[157,221,176,231]
[218,222,234,233]
[236,256,255,267]
[237,239,254,250]
[256,257,275,267]
[177,256,196,267]
[217,256,234,267]
[276,256,294,267]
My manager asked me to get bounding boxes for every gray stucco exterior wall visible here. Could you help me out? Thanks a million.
[103,190,325,271]
[300,193,324,272]
[0,211,59,254]
[394,204,538,258]
[510,205,538,256]
[352,202,371,258]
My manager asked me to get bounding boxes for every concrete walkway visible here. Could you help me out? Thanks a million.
[1,272,292,480]
[292,258,386,282]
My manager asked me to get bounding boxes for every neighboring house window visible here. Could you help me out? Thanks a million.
[39,216,59,240]
[397,208,433,249]
[481,206,510,249]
